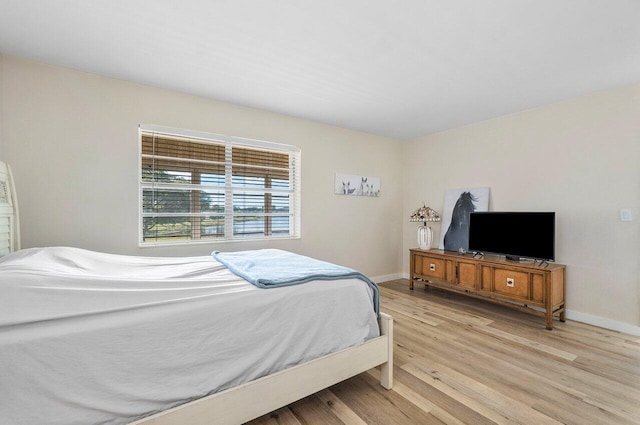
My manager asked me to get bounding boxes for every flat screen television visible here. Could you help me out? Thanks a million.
[468,212,555,261]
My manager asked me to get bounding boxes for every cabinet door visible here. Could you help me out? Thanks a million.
[480,265,492,291]
[457,261,477,290]
[531,273,544,302]
[445,260,456,284]
[414,254,446,281]
[493,269,529,300]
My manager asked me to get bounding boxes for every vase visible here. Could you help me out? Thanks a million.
[417,226,433,250]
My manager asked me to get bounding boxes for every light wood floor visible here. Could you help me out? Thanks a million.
[246,279,640,425]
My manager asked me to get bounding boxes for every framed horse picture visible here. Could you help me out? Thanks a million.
[438,187,490,251]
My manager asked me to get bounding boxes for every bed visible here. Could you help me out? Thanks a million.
[0,160,393,425]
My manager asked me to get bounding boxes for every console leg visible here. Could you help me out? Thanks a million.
[546,311,553,330]
[560,309,566,322]
[410,279,414,290]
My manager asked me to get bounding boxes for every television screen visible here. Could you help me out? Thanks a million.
[468,212,555,261]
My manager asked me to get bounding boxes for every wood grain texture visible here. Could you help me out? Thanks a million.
[247,279,640,425]
[409,249,566,329]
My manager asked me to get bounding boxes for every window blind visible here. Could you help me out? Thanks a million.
[140,127,300,245]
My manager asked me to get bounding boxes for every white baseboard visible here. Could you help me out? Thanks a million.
[565,310,640,337]
[370,273,403,284]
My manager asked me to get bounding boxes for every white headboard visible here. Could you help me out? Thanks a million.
[0,160,20,256]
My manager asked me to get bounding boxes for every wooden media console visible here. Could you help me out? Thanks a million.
[410,249,566,329]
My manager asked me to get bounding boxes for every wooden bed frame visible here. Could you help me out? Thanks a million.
[0,160,394,425]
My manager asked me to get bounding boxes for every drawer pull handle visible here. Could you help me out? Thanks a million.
[507,277,515,287]
[429,263,436,271]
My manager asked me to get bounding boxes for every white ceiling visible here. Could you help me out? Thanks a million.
[0,0,639,140]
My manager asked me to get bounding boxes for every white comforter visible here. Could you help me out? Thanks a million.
[0,247,379,425]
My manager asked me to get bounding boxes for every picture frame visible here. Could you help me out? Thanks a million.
[334,173,380,197]
[438,187,490,251]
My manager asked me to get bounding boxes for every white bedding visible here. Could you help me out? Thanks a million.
[0,247,379,425]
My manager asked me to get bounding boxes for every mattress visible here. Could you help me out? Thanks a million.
[0,247,380,425]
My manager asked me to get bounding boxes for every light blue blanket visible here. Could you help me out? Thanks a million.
[212,249,379,315]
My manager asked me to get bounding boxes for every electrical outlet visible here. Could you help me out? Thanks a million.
[506,277,515,287]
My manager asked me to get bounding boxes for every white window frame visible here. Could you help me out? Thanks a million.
[139,124,301,247]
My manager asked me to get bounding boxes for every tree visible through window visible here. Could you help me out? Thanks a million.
[140,128,300,245]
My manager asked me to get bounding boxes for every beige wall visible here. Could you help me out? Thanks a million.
[403,84,640,329]
[1,56,403,278]
[2,54,639,331]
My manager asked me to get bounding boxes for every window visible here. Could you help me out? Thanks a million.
[139,125,300,245]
